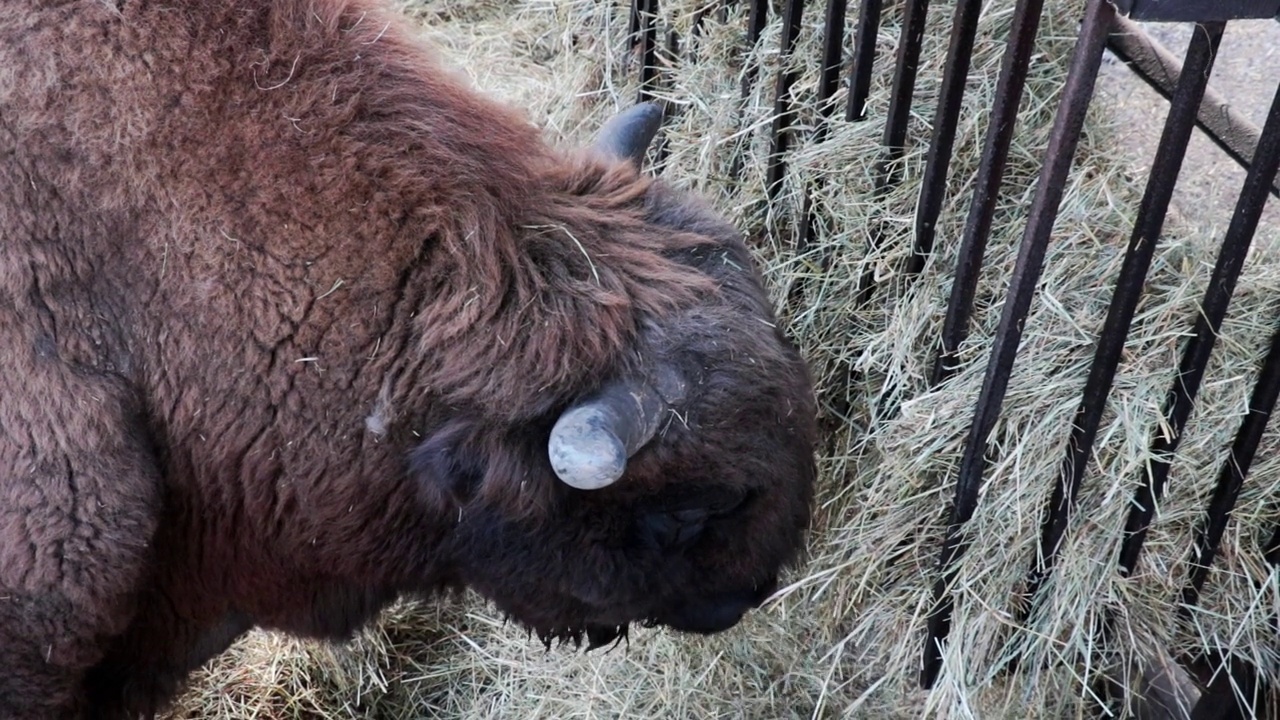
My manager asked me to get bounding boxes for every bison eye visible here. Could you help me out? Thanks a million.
[636,486,753,552]
[653,485,750,515]
[639,508,708,552]
[704,488,751,517]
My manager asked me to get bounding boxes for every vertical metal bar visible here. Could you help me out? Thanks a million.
[637,0,660,105]
[852,0,931,303]
[650,25,680,169]
[1018,22,1225,621]
[906,0,984,277]
[1117,78,1280,577]
[629,0,642,47]
[1189,654,1267,720]
[766,0,808,199]
[688,7,709,63]
[1181,316,1280,609]
[796,0,849,251]
[1267,524,1280,567]
[818,0,849,111]
[845,0,884,122]
[877,0,931,191]
[728,0,769,182]
[930,0,1050,386]
[688,1,735,60]
[747,0,769,46]
[691,6,709,38]
[921,0,1116,689]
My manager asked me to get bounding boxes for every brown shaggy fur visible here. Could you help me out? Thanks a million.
[0,1,817,717]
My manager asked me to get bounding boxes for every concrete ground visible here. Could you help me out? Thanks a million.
[1095,17,1280,244]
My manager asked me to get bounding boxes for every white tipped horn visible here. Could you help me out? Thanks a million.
[548,378,670,490]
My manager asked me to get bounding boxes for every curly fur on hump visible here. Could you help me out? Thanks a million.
[415,156,715,419]
[0,0,816,717]
[237,0,717,418]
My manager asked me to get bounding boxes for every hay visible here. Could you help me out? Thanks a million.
[168,0,1280,717]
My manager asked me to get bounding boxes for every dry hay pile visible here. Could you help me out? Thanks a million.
[168,0,1280,717]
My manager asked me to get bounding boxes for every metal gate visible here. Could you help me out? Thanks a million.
[629,0,1280,716]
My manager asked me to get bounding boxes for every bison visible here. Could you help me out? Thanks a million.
[0,0,818,717]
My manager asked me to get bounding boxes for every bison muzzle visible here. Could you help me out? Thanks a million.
[0,1,818,717]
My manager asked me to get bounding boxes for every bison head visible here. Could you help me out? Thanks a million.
[412,105,817,650]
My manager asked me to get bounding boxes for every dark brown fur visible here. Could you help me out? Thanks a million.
[0,1,817,717]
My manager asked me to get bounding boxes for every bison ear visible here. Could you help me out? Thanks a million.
[410,420,486,511]
[592,102,664,168]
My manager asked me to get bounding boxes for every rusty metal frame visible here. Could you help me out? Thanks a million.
[634,0,659,105]
[1118,80,1280,579]
[798,0,850,251]
[846,0,884,122]
[907,0,983,278]
[931,0,1049,383]
[921,0,1118,687]
[1021,18,1224,625]
[765,0,808,199]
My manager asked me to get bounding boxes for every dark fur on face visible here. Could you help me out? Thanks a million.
[412,180,817,648]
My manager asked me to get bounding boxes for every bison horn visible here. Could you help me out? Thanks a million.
[548,374,681,490]
[592,102,664,168]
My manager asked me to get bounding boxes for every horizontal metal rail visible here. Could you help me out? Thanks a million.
[1106,15,1280,200]
[1112,0,1280,21]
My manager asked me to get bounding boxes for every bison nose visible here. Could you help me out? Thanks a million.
[661,577,779,635]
